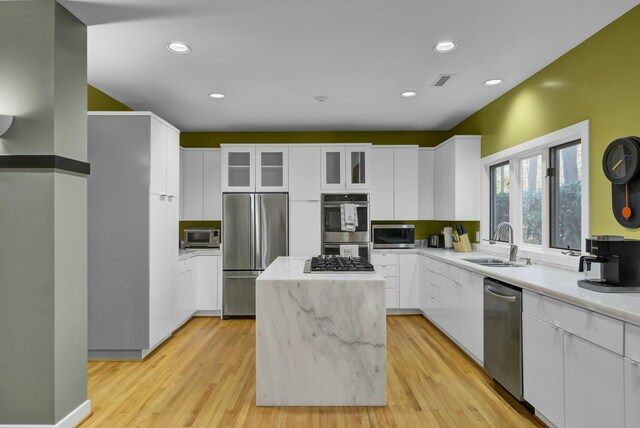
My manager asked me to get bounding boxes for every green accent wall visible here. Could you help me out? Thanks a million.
[181,130,452,148]
[88,84,132,111]
[372,220,479,242]
[450,4,640,237]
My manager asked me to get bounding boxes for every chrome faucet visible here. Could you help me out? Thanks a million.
[491,222,518,262]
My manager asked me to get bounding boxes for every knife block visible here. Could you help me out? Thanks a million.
[453,234,473,253]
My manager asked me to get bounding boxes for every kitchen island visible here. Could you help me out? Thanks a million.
[256,256,387,406]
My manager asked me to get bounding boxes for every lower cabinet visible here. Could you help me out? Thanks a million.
[398,254,419,309]
[176,264,196,326]
[625,357,640,427]
[195,255,220,311]
[564,333,624,428]
[523,313,565,428]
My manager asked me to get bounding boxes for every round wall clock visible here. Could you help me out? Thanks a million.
[603,136,640,227]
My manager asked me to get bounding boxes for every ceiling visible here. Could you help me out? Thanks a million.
[62,0,639,132]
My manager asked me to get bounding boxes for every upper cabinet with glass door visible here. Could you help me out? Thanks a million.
[256,146,288,192]
[321,144,371,191]
[221,146,255,192]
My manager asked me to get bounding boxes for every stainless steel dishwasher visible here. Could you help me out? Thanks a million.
[483,278,523,400]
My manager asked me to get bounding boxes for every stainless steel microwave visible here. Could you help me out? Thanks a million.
[372,224,415,249]
[184,228,220,248]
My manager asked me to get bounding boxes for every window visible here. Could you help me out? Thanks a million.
[482,121,589,257]
[490,162,510,241]
[550,141,582,251]
[520,154,543,245]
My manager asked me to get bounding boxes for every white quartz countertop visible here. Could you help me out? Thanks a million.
[258,256,385,282]
[179,248,221,260]
[373,247,640,325]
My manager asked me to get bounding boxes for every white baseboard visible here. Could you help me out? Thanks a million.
[0,400,91,428]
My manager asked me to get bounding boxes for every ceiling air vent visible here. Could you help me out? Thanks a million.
[432,74,454,87]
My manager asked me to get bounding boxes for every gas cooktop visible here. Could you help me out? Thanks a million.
[303,255,375,274]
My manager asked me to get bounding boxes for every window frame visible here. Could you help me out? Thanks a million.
[480,121,590,262]
[490,161,510,242]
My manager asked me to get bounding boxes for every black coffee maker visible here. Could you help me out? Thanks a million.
[578,236,640,292]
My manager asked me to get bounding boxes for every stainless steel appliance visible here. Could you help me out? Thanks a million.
[321,193,370,260]
[183,227,220,248]
[303,255,375,273]
[427,234,445,248]
[483,278,523,400]
[578,235,640,292]
[222,193,288,318]
[372,224,415,249]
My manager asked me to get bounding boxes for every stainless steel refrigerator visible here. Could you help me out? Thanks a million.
[222,193,288,318]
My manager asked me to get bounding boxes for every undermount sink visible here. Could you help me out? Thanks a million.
[462,257,528,267]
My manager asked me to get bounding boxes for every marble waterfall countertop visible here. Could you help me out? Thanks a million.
[255,256,387,406]
[373,247,640,325]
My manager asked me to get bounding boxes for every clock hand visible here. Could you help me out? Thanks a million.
[612,155,630,171]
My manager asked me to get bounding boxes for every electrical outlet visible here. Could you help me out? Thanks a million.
[475,231,480,242]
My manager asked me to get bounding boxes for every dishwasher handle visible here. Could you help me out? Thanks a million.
[485,285,518,303]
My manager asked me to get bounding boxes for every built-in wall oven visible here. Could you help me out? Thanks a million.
[321,193,371,260]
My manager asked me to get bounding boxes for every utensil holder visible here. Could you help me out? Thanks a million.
[453,234,473,253]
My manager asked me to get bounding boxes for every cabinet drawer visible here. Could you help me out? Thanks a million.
[523,290,563,327]
[375,264,397,277]
[456,268,484,294]
[626,323,640,363]
[429,280,443,301]
[430,259,449,276]
[563,303,623,355]
[384,276,398,289]
[371,252,398,266]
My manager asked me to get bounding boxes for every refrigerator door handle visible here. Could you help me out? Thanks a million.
[250,194,256,270]
[254,194,261,270]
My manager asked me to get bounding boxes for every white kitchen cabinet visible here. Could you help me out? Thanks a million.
[149,194,172,347]
[182,150,204,220]
[393,147,419,220]
[523,313,565,428]
[203,150,222,219]
[625,357,640,427]
[181,149,222,220]
[345,145,371,190]
[289,146,321,201]
[370,147,394,220]
[321,144,371,191]
[195,255,219,311]
[419,149,435,220]
[176,264,195,326]
[149,117,168,196]
[321,146,346,190]
[166,127,181,198]
[256,146,289,192]
[371,251,399,310]
[564,333,624,428]
[398,254,419,309]
[434,136,481,221]
[222,146,255,192]
[456,280,483,362]
[371,146,419,220]
[290,201,321,256]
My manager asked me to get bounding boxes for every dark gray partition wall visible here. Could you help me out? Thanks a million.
[0,1,89,425]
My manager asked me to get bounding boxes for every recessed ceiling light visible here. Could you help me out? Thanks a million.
[167,42,191,54]
[434,41,457,53]
[484,79,504,86]
[315,96,328,102]
[401,91,417,98]
[208,93,226,99]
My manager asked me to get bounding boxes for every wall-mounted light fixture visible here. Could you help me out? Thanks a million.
[0,115,14,136]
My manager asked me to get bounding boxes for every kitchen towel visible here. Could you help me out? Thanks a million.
[340,204,358,232]
[340,244,359,258]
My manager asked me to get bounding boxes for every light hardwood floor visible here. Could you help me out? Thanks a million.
[82,315,543,427]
